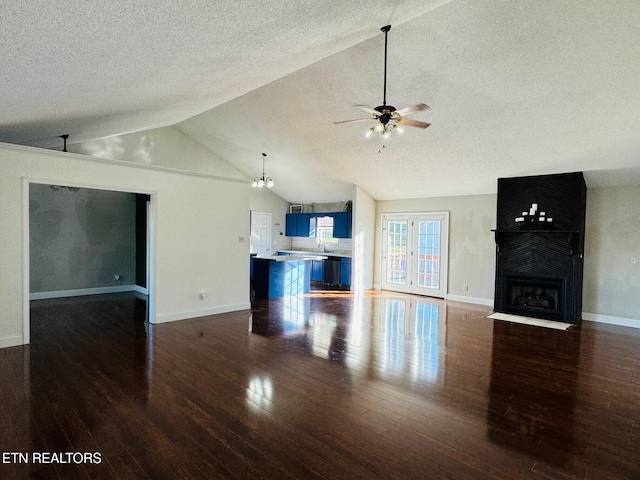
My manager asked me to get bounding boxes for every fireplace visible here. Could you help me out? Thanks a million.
[505,274,565,321]
[493,172,586,323]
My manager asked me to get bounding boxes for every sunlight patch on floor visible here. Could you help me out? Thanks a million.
[487,312,573,330]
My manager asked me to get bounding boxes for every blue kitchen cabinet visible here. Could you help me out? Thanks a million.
[332,212,352,238]
[311,259,324,282]
[297,213,310,237]
[285,213,310,237]
[285,214,297,236]
[340,257,351,287]
[287,212,350,238]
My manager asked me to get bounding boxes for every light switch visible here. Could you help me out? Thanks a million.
[238,236,245,243]
[632,257,637,265]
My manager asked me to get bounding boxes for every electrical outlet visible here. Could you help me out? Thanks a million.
[632,257,637,265]
[463,284,469,291]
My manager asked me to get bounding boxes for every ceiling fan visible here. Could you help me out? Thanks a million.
[334,25,431,137]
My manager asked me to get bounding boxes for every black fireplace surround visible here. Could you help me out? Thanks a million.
[493,172,586,323]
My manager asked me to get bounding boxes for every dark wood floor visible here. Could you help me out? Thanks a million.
[1,292,639,479]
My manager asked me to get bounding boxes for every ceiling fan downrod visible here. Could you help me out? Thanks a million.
[381,25,391,107]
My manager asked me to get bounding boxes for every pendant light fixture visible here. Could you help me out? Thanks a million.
[252,153,274,188]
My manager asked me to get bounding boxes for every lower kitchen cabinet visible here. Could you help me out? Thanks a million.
[340,257,351,287]
[311,259,324,282]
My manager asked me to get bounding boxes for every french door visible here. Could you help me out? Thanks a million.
[381,212,449,298]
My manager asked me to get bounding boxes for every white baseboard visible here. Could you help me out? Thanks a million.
[582,312,640,329]
[30,285,136,301]
[446,294,494,307]
[372,284,381,290]
[134,285,149,295]
[153,302,252,324]
[0,334,24,349]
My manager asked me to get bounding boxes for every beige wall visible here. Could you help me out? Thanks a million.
[375,186,640,325]
[375,193,497,303]
[583,186,640,322]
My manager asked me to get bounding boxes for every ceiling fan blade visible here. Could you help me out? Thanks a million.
[398,118,431,129]
[395,103,431,116]
[354,105,380,116]
[334,118,374,125]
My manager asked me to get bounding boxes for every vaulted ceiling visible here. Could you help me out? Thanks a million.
[2,1,639,203]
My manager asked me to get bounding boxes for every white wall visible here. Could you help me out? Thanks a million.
[250,188,292,253]
[0,142,251,349]
[583,185,640,326]
[68,126,248,181]
[353,186,376,291]
[375,194,497,304]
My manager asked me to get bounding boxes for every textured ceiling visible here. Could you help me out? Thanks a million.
[2,0,640,203]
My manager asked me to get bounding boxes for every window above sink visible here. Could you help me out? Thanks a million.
[312,216,338,244]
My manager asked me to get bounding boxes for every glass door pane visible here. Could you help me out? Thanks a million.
[386,220,408,285]
[416,220,441,289]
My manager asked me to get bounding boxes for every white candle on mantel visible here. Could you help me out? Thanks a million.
[522,211,528,216]
[547,217,553,222]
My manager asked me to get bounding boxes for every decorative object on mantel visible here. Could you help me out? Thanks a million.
[333,25,431,140]
[252,153,274,188]
[513,202,554,229]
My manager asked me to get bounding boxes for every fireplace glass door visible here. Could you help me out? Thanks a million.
[505,275,565,320]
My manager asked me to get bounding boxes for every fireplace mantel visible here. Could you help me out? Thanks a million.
[492,229,581,256]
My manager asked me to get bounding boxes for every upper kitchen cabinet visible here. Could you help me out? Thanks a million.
[332,212,352,238]
[285,213,310,237]
[286,211,352,238]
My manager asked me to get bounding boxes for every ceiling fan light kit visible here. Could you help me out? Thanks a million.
[252,153,274,188]
[334,25,431,140]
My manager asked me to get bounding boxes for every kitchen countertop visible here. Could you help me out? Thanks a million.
[254,254,328,262]
[278,250,352,258]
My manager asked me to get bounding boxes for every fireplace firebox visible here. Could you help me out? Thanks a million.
[505,274,565,321]
[493,172,586,323]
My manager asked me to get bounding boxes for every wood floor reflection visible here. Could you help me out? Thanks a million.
[1,292,639,479]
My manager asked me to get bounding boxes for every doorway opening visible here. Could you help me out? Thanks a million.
[25,181,156,343]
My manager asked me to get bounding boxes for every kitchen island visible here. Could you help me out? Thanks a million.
[252,254,326,299]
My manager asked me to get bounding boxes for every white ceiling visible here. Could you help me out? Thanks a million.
[2,0,640,203]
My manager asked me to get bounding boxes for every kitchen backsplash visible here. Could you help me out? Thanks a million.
[291,235,352,254]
